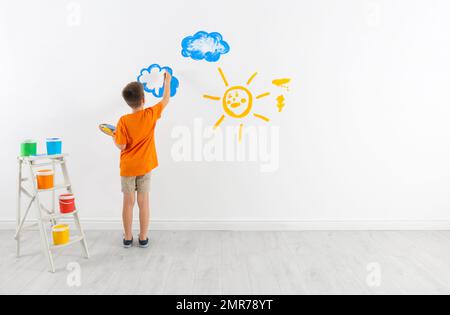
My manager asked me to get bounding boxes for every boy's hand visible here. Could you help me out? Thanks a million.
[161,71,172,109]
[113,134,126,151]
[164,72,172,85]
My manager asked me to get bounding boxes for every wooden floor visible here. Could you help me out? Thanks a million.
[0,231,449,295]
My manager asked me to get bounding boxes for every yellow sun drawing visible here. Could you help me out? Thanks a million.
[203,68,272,142]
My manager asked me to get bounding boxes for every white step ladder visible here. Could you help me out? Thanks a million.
[15,154,89,273]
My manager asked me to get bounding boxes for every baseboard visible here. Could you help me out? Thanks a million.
[1,218,450,231]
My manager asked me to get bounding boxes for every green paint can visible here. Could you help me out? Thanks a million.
[20,140,37,157]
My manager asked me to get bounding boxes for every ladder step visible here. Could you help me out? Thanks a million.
[31,161,65,168]
[19,154,68,162]
[42,210,79,221]
[38,184,71,193]
[50,236,84,250]
[24,223,39,229]
[14,223,40,239]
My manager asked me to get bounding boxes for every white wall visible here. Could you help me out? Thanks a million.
[1,0,450,229]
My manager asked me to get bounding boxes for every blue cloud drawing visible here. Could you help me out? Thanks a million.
[182,31,230,63]
[137,64,180,98]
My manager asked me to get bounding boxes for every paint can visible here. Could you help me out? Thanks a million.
[52,225,70,246]
[20,140,37,157]
[36,169,54,190]
[59,194,76,214]
[46,138,62,155]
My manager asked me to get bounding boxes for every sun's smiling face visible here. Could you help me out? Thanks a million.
[203,68,273,142]
[223,86,253,118]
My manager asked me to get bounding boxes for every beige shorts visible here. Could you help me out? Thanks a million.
[121,173,152,193]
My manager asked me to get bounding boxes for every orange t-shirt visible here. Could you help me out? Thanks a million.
[115,103,163,177]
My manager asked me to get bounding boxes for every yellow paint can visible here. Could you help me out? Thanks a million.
[52,224,70,246]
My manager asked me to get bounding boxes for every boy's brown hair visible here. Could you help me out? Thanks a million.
[122,82,145,109]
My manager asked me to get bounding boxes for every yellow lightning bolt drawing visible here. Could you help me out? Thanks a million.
[277,95,286,113]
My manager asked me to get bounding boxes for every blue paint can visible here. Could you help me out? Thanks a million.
[46,138,62,155]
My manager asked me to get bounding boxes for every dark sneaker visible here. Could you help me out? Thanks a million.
[138,238,149,248]
[123,238,133,249]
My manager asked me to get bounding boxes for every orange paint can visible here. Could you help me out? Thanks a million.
[36,170,54,190]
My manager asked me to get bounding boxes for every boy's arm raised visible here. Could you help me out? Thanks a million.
[160,72,172,110]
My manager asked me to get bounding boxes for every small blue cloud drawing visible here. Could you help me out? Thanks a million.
[137,64,180,98]
[182,31,230,63]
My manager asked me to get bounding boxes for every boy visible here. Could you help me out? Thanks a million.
[114,72,172,248]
